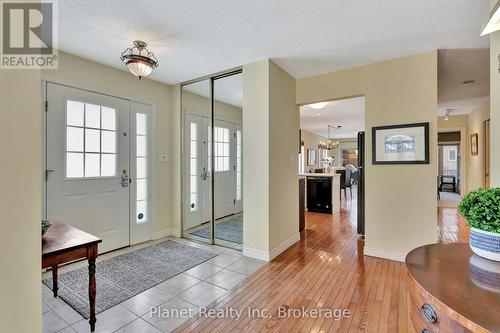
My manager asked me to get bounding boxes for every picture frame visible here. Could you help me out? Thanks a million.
[307,149,317,166]
[470,133,478,156]
[372,122,430,164]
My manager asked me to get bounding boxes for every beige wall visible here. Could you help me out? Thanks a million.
[243,59,299,259]
[469,98,490,190]
[490,0,500,187]
[269,60,300,251]
[182,90,242,124]
[0,71,42,330]
[437,114,468,129]
[43,52,180,236]
[300,129,327,171]
[297,51,438,260]
[242,60,270,252]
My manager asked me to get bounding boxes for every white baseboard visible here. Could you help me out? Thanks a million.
[269,233,300,261]
[242,247,270,261]
[153,229,181,240]
[243,233,300,262]
[364,248,405,262]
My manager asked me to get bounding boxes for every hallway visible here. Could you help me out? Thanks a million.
[175,202,468,332]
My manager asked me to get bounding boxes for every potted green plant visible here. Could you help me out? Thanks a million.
[459,188,500,262]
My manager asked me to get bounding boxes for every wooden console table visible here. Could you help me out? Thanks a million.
[42,221,102,332]
[406,243,500,333]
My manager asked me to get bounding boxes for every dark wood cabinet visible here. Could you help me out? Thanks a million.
[406,244,500,333]
[299,178,305,231]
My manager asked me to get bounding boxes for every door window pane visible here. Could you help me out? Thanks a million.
[136,113,146,135]
[85,129,100,153]
[85,103,101,128]
[101,154,116,177]
[65,100,117,178]
[66,153,83,178]
[66,101,84,126]
[137,157,146,179]
[137,135,146,157]
[101,106,116,130]
[84,153,100,177]
[137,200,147,223]
[66,127,83,151]
[101,130,116,153]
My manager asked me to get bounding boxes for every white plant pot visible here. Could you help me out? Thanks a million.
[470,227,500,262]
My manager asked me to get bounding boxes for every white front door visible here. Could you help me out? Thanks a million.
[46,83,131,253]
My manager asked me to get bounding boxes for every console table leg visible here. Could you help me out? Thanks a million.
[88,245,97,332]
[51,265,58,297]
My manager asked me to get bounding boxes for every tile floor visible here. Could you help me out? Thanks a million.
[42,237,265,333]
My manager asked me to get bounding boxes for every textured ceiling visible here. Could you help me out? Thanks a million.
[58,0,490,84]
[438,49,490,116]
[300,97,365,139]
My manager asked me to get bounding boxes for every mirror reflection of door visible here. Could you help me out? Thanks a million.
[213,73,243,248]
[182,72,243,249]
[182,79,212,242]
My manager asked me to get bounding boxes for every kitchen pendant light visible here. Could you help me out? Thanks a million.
[120,41,159,80]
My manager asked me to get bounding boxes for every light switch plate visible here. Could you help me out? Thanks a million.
[159,154,167,162]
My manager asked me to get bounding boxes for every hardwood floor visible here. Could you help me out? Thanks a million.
[175,200,468,333]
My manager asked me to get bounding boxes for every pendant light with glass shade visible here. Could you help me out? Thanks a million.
[120,40,159,80]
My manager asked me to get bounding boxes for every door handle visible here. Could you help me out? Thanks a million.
[120,170,129,187]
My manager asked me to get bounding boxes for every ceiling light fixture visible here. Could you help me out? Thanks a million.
[120,40,159,80]
[325,125,340,150]
[481,1,500,36]
[310,102,329,109]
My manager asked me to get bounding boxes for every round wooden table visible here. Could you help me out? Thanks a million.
[406,243,500,333]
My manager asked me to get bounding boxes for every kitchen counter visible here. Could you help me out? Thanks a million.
[299,173,341,213]
[299,173,341,178]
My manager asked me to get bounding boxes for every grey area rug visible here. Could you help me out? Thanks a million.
[190,215,243,244]
[43,240,217,318]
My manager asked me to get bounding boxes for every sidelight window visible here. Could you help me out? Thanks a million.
[136,113,148,223]
[236,130,242,200]
[189,122,198,212]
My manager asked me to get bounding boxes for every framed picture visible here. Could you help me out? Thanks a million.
[470,133,478,156]
[307,149,317,166]
[372,122,429,164]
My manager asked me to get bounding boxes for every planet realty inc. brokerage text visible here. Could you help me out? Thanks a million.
[149,305,351,321]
